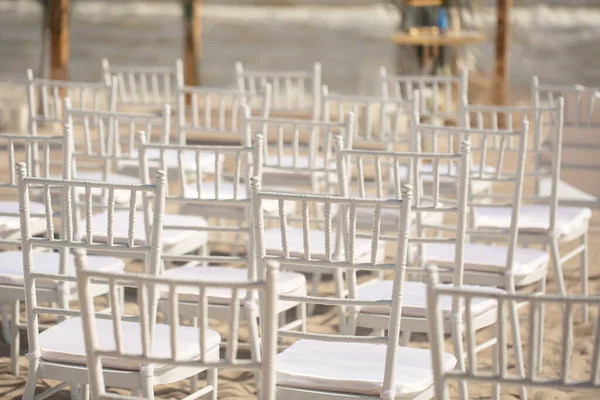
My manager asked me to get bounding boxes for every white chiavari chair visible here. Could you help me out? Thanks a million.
[532,77,600,208]
[77,248,278,400]
[465,100,591,327]
[426,266,600,399]
[251,176,458,399]
[0,131,65,375]
[236,61,321,120]
[16,163,165,399]
[102,57,179,110]
[63,99,170,189]
[27,69,115,138]
[415,121,546,399]
[140,134,306,355]
[379,67,468,126]
[321,85,416,151]
[176,74,272,146]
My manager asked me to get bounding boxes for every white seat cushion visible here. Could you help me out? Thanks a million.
[0,201,47,238]
[263,227,385,261]
[117,149,218,174]
[356,280,503,318]
[0,251,124,289]
[83,211,207,252]
[421,243,549,277]
[39,317,221,371]
[276,340,456,397]
[264,155,336,172]
[160,265,306,303]
[355,201,443,231]
[182,181,296,216]
[474,204,592,238]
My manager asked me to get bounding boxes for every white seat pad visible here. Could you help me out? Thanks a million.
[0,250,124,289]
[117,149,218,173]
[356,281,503,318]
[160,266,306,303]
[421,243,549,277]
[263,227,385,261]
[183,181,296,216]
[83,211,207,248]
[474,204,592,238]
[39,317,221,371]
[355,201,443,230]
[0,201,46,238]
[264,155,336,171]
[276,340,457,397]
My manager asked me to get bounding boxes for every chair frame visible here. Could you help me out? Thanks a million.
[426,266,600,399]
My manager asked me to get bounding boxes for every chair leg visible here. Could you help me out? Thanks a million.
[1,304,10,344]
[298,303,307,333]
[78,384,90,400]
[70,384,80,400]
[550,239,566,295]
[508,300,527,400]
[399,331,411,346]
[536,277,546,374]
[307,272,322,316]
[490,320,500,400]
[450,316,468,400]
[208,368,218,400]
[581,231,589,323]
[10,300,20,376]
[141,377,154,400]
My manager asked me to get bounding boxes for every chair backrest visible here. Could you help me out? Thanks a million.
[27,69,116,136]
[379,67,468,124]
[138,132,263,264]
[463,100,564,234]
[63,98,170,181]
[236,61,321,119]
[175,77,271,145]
[250,176,413,398]
[426,266,600,398]
[243,106,354,191]
[102,57,179,108]
[532,78,600,205]
[0,131,67,245]
[416,121,529,275]
[16,162,166,380]
[321,86,417,149]
[76,251,278,400]
[334,135,470,279]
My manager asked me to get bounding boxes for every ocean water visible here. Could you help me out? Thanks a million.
[0,0,598,95]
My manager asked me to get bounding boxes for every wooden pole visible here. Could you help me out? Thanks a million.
[183,0,201,88]
[494,0,511,106]
[49,0,69,95]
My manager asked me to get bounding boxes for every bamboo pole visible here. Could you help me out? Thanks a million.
[183,0,201,89]
[494,0,511,106]
[49,0,69,96]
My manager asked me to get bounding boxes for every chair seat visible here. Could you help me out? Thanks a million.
[0,201,47,238]
[182,181,296,216]
[160,265,306,304]
[356,280,503,318]
[0,250,124,290]
[263,227,385,261]
[276,340,456,397]
[116,149,218,175]
[474,204,592,239]
[421,242,549,277]
[39,317,221,372]
[83,211,208,254]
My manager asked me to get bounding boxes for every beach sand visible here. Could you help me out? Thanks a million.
[0,77,599,399]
